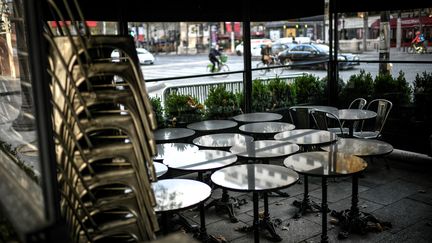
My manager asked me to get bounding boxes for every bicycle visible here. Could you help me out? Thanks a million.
[206,54,230,78]
[256,55,283,76]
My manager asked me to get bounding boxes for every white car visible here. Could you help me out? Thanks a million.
[235,39,272,57]
[111,47,155,65]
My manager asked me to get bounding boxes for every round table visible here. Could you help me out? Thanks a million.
[152,179,211,234]
[232,112,282,123]
[154,162,168,178]
[337,109,377,137]
[154,143,199,162]
[193,133,254,149]
[154,128,196,143]
[164,150,238,241]
[239,122,295,139]
[321,138,394,157]
[296,105,339,115]
[187,120,238,132]
[274,129,338,149]
[212,164,299,243]
[229,140,300,160]
[284,151,367,243]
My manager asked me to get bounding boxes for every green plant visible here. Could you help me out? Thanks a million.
[164,92,204,124]
[267,77,295,109]
[292,74,323,104]
[413,71,432,121]
[340,69,374,107]
[319,76,345,106]
[373,71,412,105]
[251,79,272,112]
[150,96,165,128]
[204,85,242,119]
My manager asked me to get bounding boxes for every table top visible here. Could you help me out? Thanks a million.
[274,129,338,146]
[154,143,199,161]
[232,112,283,123]
[283,151,367,177]
[154,128,196,142]
[152,179,211,213]
[154,162,168,178]
[338,109,377,121]
[295,105,338,115]
[239,122,295,134]
[211,164,299,192]
[193,133,254,148]
[229,140,300,159]
[321,138,394,157]
[164,149,237,172]
[186,120,238,131]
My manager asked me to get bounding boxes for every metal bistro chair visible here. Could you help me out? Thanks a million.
[288,106,312,129]
[328,98,367,136]
[354,99,393,139]
[310,109,345,136]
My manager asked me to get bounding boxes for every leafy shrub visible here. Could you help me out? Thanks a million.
[373,71,412,106]
[164,92,203,124]
[320,76,345,106]
[292,74,323,104]
[150,96,165,128]
[340,69,373,107]
[267,77,295,109]
[204,85,241,119]
[413,71,432,121]
[251,79,272,112]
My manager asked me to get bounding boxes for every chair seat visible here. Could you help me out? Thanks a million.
[353,131,380,139]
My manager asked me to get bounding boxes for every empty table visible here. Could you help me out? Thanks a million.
[211,164,299,243]
[284,151,367,243]
[154,162,168,178]
[337,109,377,137]
[321,138,393,157]
[229,140,300,160]
[239,122,295,140]
[274,129,338,149]
[154,128,196,143]
[187,120,238,133]
[154,143,199,162]
[232,112,282,123]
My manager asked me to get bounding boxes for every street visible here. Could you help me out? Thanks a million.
[142,49,432,98]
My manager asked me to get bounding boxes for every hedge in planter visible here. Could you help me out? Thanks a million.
[320,76,345,106]
[251,79,272,112]
[267,77,295,110]
[373,71,412,107]
[340,69,373,107]
[413,71,432,122]
[150,96,165,128]
[292,74,323,105]
[204,85,242,119]
[164,93,204,126]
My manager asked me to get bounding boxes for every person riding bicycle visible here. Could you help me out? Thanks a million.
[261,43,273,65]
[209,44,222,72]
[411,31,425,49]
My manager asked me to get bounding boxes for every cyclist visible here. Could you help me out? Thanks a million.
[208,44,222,72]
[411,31,425,49]
[261,43,273,65]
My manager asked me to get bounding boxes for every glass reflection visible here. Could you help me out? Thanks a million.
[232,112,282,122]
[193,133,254,148]
[154,162,168,177]
[187,120,237,131]
[321,138,393,156]
[284,151,367,176]
[230,140,299,158]
[152,179,211,212]
[154,128,195,141]
[239,122,295,134]
[211,164,299,191]
[274,129,337,145]
[154,143,199,161]
[164,149,237,171]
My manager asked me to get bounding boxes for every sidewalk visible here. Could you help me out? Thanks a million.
[171,157,432,242]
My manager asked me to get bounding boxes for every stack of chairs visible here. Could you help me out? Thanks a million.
[45,0,159,242]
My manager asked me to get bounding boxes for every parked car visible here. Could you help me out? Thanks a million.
[271,43,296,55]
[111,47,155,65]
[235,39,272,56]
[277,43,359,70]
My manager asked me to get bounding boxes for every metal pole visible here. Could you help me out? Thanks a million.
[242,0,252,113]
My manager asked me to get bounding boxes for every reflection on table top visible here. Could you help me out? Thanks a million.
[193,133,254,148]
[229,140,300,159]
[232,112,282,123]
[164,149,237,172]
[152,179,211,212]
[239,122,295,134]
[295,105,338,115]
[186,120,238,131]
[154,162,168,178]
[274,129,338,146]
[321,138,393,157]
[284,151,367,177]
[154,143,199,161]
[338,109,377,121]
[211,164,299,192]
[154,128,195,141]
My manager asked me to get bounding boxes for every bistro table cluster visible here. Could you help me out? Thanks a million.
[151,107,393,243]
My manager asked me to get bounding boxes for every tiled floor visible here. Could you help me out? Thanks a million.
[160,157,432,242]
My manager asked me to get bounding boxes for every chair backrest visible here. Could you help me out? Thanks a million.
[348,98,367,110]
[310,109,344,134]
[364,99,393,136]
[288,106,311,129]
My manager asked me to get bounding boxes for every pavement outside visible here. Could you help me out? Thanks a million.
[159,157,432,243]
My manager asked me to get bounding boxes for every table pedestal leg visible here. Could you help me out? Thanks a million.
[205,189,239,223]
[321,177,329,243]
[253,192,260,243]
[260,192,282,242]
[292,175,324,218]
[196,172,218,243]
[331,174,392,239]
